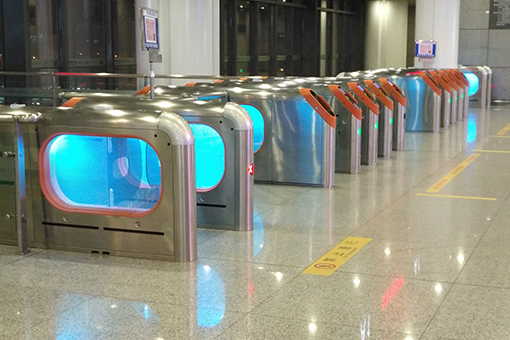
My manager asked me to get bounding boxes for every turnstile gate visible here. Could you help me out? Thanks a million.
[62,97,254,232]
[0,105,197,262]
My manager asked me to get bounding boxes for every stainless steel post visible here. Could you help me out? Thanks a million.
[150,62,155,100]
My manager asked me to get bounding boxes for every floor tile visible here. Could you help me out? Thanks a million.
[338,239,474,283]
[251,272,450,334]
[31,295,245,340]
[216,314,419,340]
[422,284,510,340]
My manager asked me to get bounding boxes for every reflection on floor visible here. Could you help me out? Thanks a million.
[2,106,510,339]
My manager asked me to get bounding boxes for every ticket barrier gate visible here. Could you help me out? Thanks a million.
[459,66,488,108]
[337,72,404,154]
[364,80,393,158]
[230,78,361,175]
[326,84,362,174]
[0,105,197,261]
[160,83,337,188]
[393,70,441,132]
[445,69,466,121]
[450,69,470,118]
[429,71,453,127]
[62,97,254,232]
[348,82,379,166]
[379,78,407,151]
[438,70,459,123]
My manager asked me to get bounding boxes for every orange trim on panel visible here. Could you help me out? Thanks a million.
[348,82,380,115]
[452,69,470,87]
[364,80,394,111]
[429,71,452,93]
[299,89,337,128]
[185,82,197,87]
[238,78,248,81]
[60,97,85,108]
[328,85,362,120]
[214,80,224,84]
[447,69,466,88]
[379,78,406,107]
[438,70,459,91]
[38,132,163,219]
[418,73,442,96]
[136,85,151,95]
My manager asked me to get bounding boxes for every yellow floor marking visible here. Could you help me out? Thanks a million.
[490,135,510,138]
[416,193,497,201]
[473,149,510,154]
[496,122,510,136]
[303,236,371,276]
[426,154,480,193]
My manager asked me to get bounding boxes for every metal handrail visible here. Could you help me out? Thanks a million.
[0,70,248,105]
[0,71,242,80]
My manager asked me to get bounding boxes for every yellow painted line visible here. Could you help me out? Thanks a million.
[303,236,371,276]
[426,154,480,193]
[473,149,510,154]
[496,122,510,136]
[490,135,510,138]
[416,193,497,201]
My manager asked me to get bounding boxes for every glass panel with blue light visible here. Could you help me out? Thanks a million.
[189,124,226,191]
[46,135,162,212]
[239,104,265,153]
[464,72,479,97]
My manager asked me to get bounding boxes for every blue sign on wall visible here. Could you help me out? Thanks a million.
[142,8,159,50]
[415,40,437,58]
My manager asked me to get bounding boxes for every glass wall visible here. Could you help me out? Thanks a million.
[1,0,137,99]
[221,0,365,77]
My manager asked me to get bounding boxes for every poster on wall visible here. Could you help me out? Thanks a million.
[490,0,510,29]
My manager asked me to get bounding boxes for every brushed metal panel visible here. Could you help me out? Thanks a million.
[271,99,325,186]
[334,102,361,174]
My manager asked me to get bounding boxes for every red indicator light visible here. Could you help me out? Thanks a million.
[248,164,254,175]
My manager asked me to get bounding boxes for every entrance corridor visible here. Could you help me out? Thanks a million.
[1,106,510,340]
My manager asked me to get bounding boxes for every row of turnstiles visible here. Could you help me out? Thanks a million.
[0,65,492,262]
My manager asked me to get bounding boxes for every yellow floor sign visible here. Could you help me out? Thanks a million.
[303,236,372,276]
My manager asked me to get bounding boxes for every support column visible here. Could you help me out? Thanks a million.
[365,0,409,70]
[135,0,220,88]
[414,0,460,69]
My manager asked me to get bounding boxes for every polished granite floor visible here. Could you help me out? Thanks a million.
[1,105,510,339]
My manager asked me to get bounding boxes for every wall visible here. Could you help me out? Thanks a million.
[365,0,409,70]
[459,0,510,100]
[135,0,220,86]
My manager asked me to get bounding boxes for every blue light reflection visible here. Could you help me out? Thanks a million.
[253,213,265,256]
[197,265,226,327]
[467,116,477,143]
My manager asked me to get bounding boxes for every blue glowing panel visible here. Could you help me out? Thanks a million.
[240,104,265,153]
[46,135,161,212]
[190,124,225,191]
[197,95,223,101]
[464,72,479,97]
[197,265,225,327]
